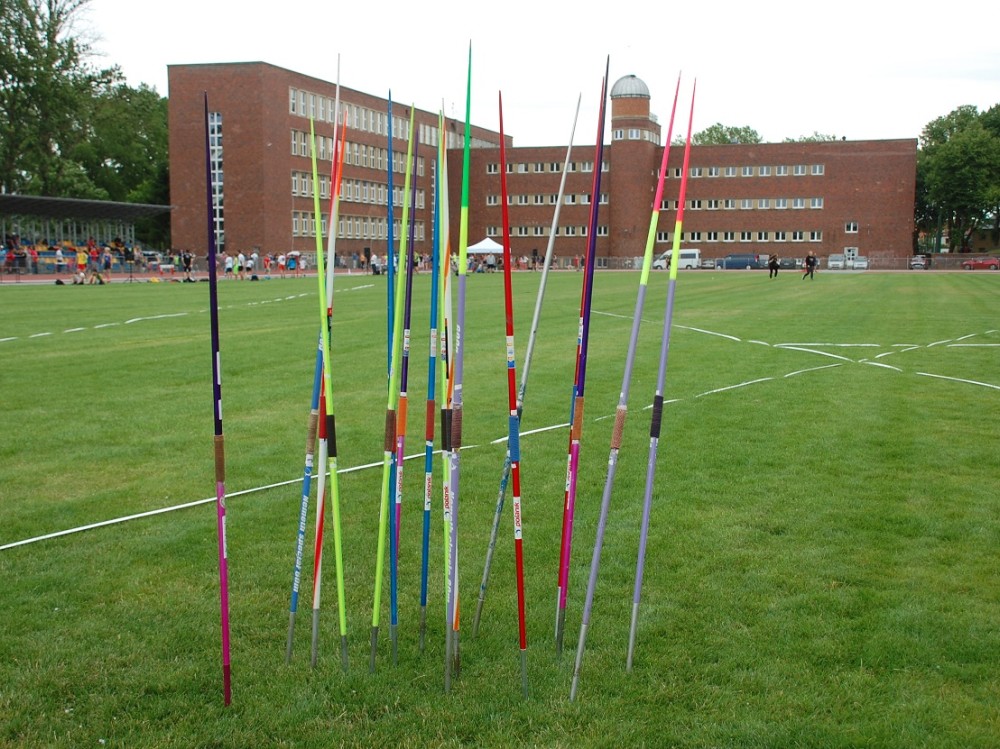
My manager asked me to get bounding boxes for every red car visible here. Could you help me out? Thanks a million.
[960,257,1000,270]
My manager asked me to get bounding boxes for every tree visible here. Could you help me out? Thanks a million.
[676,123,763,145]
[0,0,110,195]
[0,0,170,245]
[784,132,841,143]
[918,106,1000,252]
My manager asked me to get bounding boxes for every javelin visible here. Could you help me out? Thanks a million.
[202,92,231,705]
[569,73,683,702]
[372,105,416,671]
[284,338,323,663]
[438,115,457,688]
[497,91,530,697]
[419,109,446,651]
[308,77,349,670]
[391,120,420,665]
[472,93,581,638]
[446,42,473,692]
[627,81,698,673]
[555,58,610,656]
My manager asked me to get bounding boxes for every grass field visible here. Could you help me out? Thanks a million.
[1,269,998,748]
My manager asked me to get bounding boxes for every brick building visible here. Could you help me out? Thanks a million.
[168,64,916,267]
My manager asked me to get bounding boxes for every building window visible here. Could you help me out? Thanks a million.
[723,231,735,242]
[775,198,788,209]
[689,199,702,209]
[792,231,804,241]
[517,194,529,205]
[810,231,823,241]
[793,198,805,209]
[811,197,824,209]
[628,128,640,139]
[758,198,770,209]
[740,231,752,242]
[776,165,788,176]
[724,166,737,177]
[707,231,718,241]
[582,161,594,172]
[690,167,702,178]
[517,226,529,236]
[811,164,825,175]
[759,165,771,176]
[793,165,807,176]
[774,231,786,241]
[724,199,736,209]
[708,166,720,177]
[707,199,720,210]
[742,166,754,177]
[534,226,546,236]
[689,231,702,241]
[487,163,499,174]
[845,221,859,233]
[757,231,769,242]
[656,231,670,243]
[289,88,297,114]
[741,198,753,210]
[597,225,608,236]
[613,129,624,140]
[550,162,561,172]
[564,194,576,204]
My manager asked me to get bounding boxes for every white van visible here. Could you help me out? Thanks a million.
[652,248,701,270]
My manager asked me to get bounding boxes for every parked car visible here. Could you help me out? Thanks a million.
[909,255,931,269]
[778,257,797,269]
[700,258,716,269]
[652,248,701,270]
[716,253,764,269]
[852,255,869,270]
[827,254,846,270]
[960,256,999,270]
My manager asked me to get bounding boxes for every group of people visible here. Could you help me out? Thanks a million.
[766,251,818,279]
[219,250,303,280]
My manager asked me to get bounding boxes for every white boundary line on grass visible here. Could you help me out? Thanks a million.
[0,283,373,344]
[0,442,479,552]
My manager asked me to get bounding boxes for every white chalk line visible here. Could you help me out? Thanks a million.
[0,283,371,343]
[1,440,480,552]
[915,373,1000,390]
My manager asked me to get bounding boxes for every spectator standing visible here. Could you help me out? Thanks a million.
[802,251,817,280]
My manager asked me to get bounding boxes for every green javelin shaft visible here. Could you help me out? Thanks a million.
[308,117,348,670]
[371,105,416,671]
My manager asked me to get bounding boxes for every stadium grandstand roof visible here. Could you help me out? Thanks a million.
[0,194,172,221]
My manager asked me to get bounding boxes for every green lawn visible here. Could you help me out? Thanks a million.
[1,269,998,747]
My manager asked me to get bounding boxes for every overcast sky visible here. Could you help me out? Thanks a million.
[81,0,997,147]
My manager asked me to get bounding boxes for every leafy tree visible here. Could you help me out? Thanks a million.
[918,106,1000,251]
[784,132,841,142]
[0,0,170,245]
[677,123,763,145]
[0,0,106,195]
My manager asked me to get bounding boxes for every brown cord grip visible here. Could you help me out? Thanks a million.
[451,408,463,450]
[306,410,319,454]
[571,397,585,441]
[214,435,225,483]
[384,410,396,452]
[611,406,627,450]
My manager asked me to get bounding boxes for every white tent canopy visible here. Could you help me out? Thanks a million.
[467,237,504,255]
